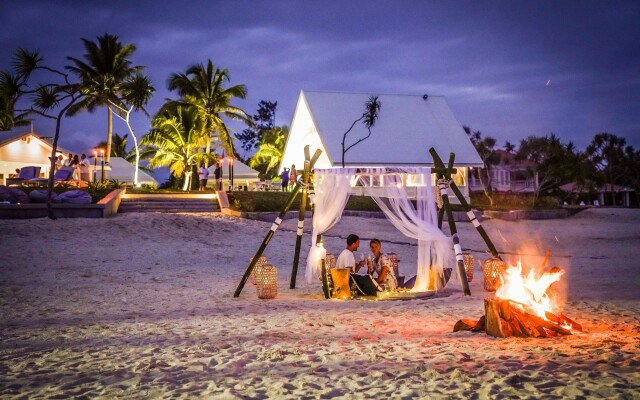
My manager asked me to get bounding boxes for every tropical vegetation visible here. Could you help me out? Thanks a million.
[141,106,215,191]
[66,33,143,170]
[163,59,251,161]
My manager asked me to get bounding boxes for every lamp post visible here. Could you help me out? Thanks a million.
[100,149,105,182]
[93,150,97,182]
[230,157,235,190]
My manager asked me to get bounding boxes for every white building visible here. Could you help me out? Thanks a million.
[0,128,157,186]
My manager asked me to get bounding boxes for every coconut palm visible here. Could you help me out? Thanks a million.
[66,33,142,168]
[142,106,213,191]
[164,59,251,161]
[248,125,289,177]
[0,48,41,130]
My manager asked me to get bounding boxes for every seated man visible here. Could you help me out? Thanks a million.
[335,234,366,273]
[336,234,381,296]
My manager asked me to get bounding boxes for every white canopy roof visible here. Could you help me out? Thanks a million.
[281,91,482,171]
[208,158,260,180]
[107,157,158,185]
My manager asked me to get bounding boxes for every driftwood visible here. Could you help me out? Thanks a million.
[454,298,582,338]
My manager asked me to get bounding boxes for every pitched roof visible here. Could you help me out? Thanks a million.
[283,91,482,168]
[0,127,72,154]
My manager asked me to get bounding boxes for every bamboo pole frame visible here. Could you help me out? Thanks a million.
[290,147,312,289]
[429,148,502,260]
[432,151,471,296]
[233,147,322,297]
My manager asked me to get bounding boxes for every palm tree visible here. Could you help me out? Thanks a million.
[66,33,142,169]
[248,125,288,177]
[0,48,41,130]
[142,106,213,191]
[504,141,516,153]
[164,59,251,161]
[341,96,382,167]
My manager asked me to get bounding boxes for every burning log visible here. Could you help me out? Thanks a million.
[454,298,582,338]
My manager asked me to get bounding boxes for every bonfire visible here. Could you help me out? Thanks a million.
[455,257,583,338]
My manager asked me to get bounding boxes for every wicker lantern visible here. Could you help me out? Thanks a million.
[254,263,277,299]
[463,254,474,282]
[250,256,268,285]
[482,258,507,292]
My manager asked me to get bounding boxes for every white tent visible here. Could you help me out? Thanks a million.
[280,91,482,199]
[105,157,158,186]
[207,158,260,188]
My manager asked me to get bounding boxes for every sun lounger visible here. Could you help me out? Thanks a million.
[6,166,41,186]
[29,167,74,187]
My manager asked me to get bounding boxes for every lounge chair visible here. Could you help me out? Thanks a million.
[6,166,41,186]
[29,167,74,187]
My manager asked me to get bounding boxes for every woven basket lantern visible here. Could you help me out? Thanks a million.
[325,253,336,270]
[250,256,269,285]
[254,263,277,299]
[482,258,507,292]
[463,254,474,282]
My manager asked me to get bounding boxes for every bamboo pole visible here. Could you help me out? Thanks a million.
[434,153,471,296]
[233,148,322,297]
[290,147,312,289]
[429,147,502,260]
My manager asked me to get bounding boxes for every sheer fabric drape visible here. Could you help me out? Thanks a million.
[305,169,358,283]
[306,167,454,291]
[358,168,452,291]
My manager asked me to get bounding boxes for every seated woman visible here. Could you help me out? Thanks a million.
[367,239,398,291]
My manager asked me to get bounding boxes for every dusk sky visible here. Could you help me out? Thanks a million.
[2,0,639,164]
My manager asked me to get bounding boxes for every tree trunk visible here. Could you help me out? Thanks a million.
[478,167,494,207]
[182,171,192,191]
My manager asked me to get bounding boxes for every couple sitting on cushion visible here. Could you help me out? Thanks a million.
[335,234,398,293]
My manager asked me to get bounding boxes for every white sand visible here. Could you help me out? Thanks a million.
[1,208,639,399]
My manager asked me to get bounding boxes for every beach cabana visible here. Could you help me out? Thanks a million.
[279,90,482,200]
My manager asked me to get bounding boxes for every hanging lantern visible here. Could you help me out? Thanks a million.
[254,263,278,299]
[463,254,474,282]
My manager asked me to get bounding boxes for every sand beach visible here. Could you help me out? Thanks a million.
[1,208,639,399]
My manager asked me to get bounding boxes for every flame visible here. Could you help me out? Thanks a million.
[495,260,564,319]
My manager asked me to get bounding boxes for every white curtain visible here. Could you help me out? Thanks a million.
[305,169,358,283]
[359,168,453,291]
[305,167,454,291]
